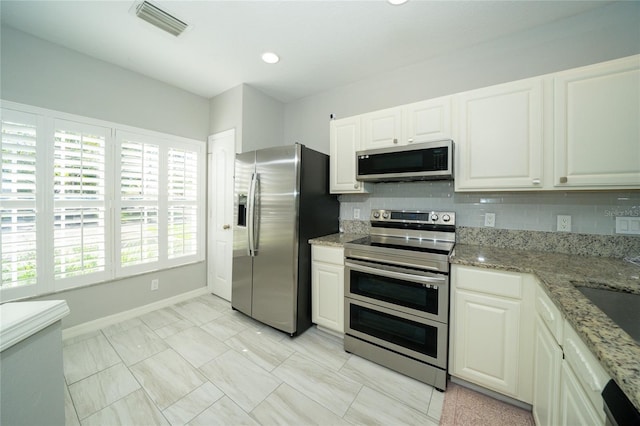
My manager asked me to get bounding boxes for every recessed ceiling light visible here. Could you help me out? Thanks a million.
[261,52,280,64]
[388,0,408,5]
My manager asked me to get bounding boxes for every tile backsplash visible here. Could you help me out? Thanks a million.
[338,181,640,236]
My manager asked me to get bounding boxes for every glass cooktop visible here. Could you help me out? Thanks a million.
[347,235,454,256]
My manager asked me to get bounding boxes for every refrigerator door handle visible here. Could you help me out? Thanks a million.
[247,172,258,256]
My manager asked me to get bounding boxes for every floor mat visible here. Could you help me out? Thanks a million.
[440,381,534,426]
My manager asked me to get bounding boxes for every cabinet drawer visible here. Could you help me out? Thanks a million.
[563,322,610,416]
[312,245,344,265]
[453,265,523,299]
[535,283,563,344]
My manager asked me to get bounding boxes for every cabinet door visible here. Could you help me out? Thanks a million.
[362,107,403,150]
[554,55,640,188]
[405,96,452,144]
[451,289,521,396]
[456,78,544,190]
[560,360,604,426]
[329,117,369,193]
[533,316,562,426]
[311,261,344,333]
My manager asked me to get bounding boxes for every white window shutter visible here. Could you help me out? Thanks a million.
[1,109,39,292]
[53,120,109,284]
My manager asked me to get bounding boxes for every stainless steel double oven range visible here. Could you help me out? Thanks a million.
[344,209,455,391]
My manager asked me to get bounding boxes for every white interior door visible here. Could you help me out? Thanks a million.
[207,129,235,301]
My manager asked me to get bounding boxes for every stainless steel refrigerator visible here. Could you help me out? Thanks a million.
[232,143,339,336]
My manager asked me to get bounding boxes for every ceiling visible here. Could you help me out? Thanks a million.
[1,0,613,103]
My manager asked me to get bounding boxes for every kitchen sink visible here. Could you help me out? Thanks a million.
[575,285,640,344]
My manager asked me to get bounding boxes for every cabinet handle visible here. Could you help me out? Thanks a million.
[393,138,398,144]
[223,224,231,230]
[408,138,414,143]
[559,177,568,184]
[354,183,360,189]
[532,178,541,185]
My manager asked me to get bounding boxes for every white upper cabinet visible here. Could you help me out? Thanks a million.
[455,77,544,191]
[362,107,403,150]
[405,96,453,144]
[361,97,453,151]
[553,55,640,188]
[329,55,639,193]
[329,116,370,194]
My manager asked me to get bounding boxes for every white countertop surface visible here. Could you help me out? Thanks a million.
[0,300,70,352]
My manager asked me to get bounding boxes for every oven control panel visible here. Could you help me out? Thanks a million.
[370,209,455,226]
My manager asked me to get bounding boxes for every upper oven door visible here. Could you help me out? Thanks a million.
[356,140,453,182]
[345,259,449,323]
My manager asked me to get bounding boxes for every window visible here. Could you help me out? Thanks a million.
[53,121,110,287]
[167,148,199,259]
[118,135,160,270]
[0,102,205,301]
[1,110,39,299]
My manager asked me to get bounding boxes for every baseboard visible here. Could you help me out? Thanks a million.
[62,287,210,340]
[315,324,345,340]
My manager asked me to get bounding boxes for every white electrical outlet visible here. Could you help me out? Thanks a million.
[484,213,496,227]
[151,279,159,291]
[616,217,640,235]
[557,215,571,232]
[353,208,360,220]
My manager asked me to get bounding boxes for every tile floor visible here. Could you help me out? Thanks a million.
[63,293,443,425]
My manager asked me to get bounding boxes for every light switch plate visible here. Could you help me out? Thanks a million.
[616,217,640,235]
[484,213,495,227]
[353,208,360,220]
[557,215,571,232]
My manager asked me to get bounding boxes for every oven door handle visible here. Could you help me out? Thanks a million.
[345,261,446,285]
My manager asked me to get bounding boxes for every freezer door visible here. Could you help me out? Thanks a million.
[231,151,255,316]
[251,145,300,333]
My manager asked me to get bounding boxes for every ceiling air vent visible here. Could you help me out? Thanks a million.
[135,1,188,36]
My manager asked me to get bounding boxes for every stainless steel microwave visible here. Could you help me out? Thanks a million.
[356,140,454,182]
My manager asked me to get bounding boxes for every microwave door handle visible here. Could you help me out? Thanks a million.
[345,261,446,285]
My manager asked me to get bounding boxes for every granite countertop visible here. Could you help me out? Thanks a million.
[451,243,640,412]
[309,233,366,247]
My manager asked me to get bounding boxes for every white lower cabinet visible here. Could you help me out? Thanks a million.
[533,315,563,425]
[560,359,602,426]
[532,283,563,426]
[450,265,534,404]
[453,266,615,423]
[560,321,610,425]
[311,245,344,334]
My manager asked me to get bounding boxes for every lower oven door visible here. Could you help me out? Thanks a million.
[345,298,448,369]
[345,259,448,323]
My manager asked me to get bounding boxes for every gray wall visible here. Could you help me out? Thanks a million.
[242,84,285,152]
[1,27,209,141]
[209,83,285,153]
[209,84,243,148]
[1,26,209,328]
[283,1,640,237]
[284,1,640,154]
